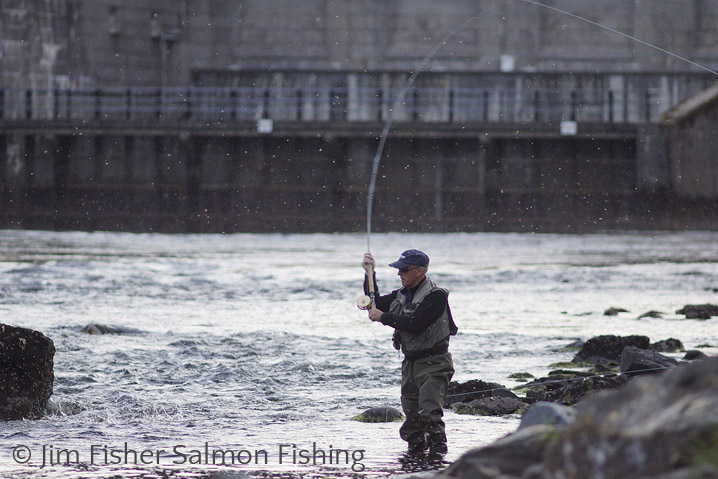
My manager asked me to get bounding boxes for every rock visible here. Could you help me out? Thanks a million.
[81,323,124,334]
[683,350,708,361]
[520,370,628,406]
[573,334,650,366]
[556,340,585,353]
[634,464,718,479]
[542,358,718,479]
[0,324,55,420]
[518,402,575,430]
[508,372,534,382]
[437,425,557,479]
[650,338,685,352]
[637,310,664,319]
[676,304,718,319]
[351,406,403,423]
[439,359,718,479]
[451,396,527,416]
[446,379,517,406]
[619,346,679,375]
[604,307,629,316]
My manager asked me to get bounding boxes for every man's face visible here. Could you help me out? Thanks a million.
[398,265,425,288]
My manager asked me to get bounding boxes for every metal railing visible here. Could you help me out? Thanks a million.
[0,85,671,125]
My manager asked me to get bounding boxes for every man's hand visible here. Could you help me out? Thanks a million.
[368,306,383,322]
[362,253,375,273]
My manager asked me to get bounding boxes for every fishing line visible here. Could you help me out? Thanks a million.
[443,364,678,400]
[365,15,481,254]
[363,1,718,253]
[516,0,718,77]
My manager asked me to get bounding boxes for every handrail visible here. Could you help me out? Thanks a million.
[0,84,687,125]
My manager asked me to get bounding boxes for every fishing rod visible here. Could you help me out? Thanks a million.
[358,1,718,310]
[361,0,718,252]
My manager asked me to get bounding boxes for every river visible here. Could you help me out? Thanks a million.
[1,230,716,478]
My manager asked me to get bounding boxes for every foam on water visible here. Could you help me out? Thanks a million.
[0,230,716,478]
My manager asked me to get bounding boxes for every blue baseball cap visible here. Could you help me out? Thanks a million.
[389,249,430,269]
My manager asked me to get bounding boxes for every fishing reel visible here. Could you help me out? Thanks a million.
[356,295,373,310]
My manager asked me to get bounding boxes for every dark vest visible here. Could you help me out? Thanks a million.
[389,277,455,357]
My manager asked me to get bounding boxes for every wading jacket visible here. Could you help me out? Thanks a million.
[365,275,458,360]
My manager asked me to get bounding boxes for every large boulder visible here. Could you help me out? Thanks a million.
[0,324,55,420]
[436,425,557,479]
[542,358,718,478]
[572,335,650,366]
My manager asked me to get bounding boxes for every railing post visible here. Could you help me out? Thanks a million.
[125,88,132,120]
[230,89,238,121]
[156,88,162,119]
[94,88,102,120]
[184,87,192,120]
[25,89,33,119]
[448,89,454,123]
[296,89,303,121]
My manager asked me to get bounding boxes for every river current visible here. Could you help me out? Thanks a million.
[0,230,716,478]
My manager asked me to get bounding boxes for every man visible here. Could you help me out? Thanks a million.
[362,249,458,454]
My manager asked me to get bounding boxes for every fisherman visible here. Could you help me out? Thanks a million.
[362,249,457,454]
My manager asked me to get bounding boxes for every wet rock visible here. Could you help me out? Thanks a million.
[650,338,685,352]
[604,307,629,316]
[637,310,664,319]
[451,396,527,416]
[436,425,557,479]
[518,402,575,430]
[619,346,679,375]
[81,323,123,334]
[543,358,718,479]
[520,369,628,406]
[676,304,718,319]
[445,379,517,406]
[556,340,584,353]
[0,324,55,420]
[437,359,718,479]
[351,406,403,423]
[683,350,708,361]
[508,372,534,382]
[572,334,650,366]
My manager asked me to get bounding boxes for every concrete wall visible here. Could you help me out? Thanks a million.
[4,1,718,90]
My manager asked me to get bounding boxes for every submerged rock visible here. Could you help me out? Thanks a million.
[573,334,650,366]
[637,310,664,319]
[620,346,679,375]
[675,304,718,319]
[352,406,403,423]
[604,307,629,316]
[81,323,124,334]
[0,324,55,420]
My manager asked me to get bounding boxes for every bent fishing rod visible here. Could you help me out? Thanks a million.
[356,0,718,311]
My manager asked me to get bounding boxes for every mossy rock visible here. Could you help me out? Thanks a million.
[352,406,403,423]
